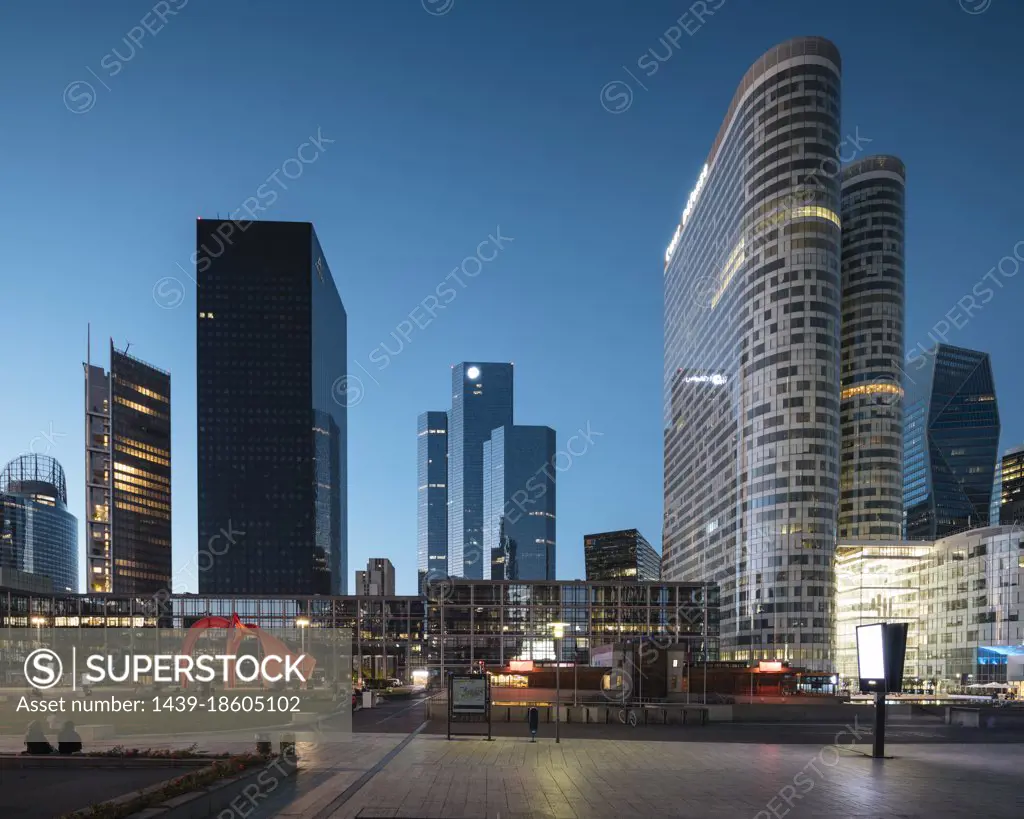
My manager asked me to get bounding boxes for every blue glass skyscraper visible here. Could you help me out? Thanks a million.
[903,344,1000,539]
[447,362,514,578]
[483,425,556,580]
[417,411,448,590]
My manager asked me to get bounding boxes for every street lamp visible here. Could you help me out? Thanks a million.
[31,616,45,644]
[551,622,568,744]
[296,617,310,655]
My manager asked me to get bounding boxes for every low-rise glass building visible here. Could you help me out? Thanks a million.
[835,540,930,682]
[0,580,718,687]
[836,525,1023,690]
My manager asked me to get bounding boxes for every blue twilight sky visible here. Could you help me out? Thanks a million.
[1,0,1022,596]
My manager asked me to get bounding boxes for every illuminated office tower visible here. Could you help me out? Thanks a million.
[417,410,448,591]
[838,156,906,539]
[903,344,1000,539]
[662,37,843,669]
[447,362,513,579]
[84,339,171,594]
[994,445,1024,526]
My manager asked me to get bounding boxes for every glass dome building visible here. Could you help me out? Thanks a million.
[0,454,78,592]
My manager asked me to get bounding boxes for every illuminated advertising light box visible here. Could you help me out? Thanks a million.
[856,622,908,694]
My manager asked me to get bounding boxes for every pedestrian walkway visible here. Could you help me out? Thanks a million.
[308,734,1024,818]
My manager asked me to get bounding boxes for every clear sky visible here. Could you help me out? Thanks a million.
[2,0,1022,596]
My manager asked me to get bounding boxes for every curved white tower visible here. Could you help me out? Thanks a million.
[839,156,906,540]
[663,37,843,670]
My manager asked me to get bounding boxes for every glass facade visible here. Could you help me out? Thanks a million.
[662,37,842,670]
[0,590,425,682]
[109,349,172,594]
[994,445,1024,526]
[838,156,905,540]
[0,581,719,685]
[483,425,556,580]
[583,529,661,581]
[903,344,1000,539]
[84,344,171,594]
[424,580,719,680]
[835,526,1024,689]
[447,362,513,579]
[0,455,78,593]
[197,220,346,595]
[917,527,1023,686]
[835,540,927,683]
[417,411,448,591]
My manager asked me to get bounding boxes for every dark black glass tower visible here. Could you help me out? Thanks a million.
[903,344,1000,539]
[197,219,347,595]
[584,529,661,582]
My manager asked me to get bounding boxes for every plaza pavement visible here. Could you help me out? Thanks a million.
[267,733,1024,819]
[4,723,1023,818]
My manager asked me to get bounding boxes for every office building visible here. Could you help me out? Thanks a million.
[355,557,396,596]
[483,425,556,580]
[662,37,842,669]
[417,411,448,591]
[584,529,661,582]
[197,219,347,594]
[0,455,78,593]
[917,526,1022,685]
[993,445,1024,526]
[0,579,718,689]
[903,344,1000,539]
[84,340,171,594]
[836,526,1024,689]
[838,156,906,540]
[446,362,514,579]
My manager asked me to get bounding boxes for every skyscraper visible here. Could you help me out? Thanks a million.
[903,344,1000,539]
[84,339,171,594]
[662,37,842,669]
[584,529,661,582]
[417,411,448,591]
[994,445,1024,526]
[838,156,906,539]
[197,219,347,595]
[483,425,556,580]
[447,362,513,579]
[0,455,78,592]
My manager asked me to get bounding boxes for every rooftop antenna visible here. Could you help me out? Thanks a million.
[123,340,132,356]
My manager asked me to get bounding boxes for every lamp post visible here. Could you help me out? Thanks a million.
[31,616,45,645]
[296,616,309,656]
[702,586,708,705]
[551,623,568,744]
[574,637,579,708]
